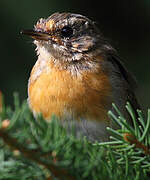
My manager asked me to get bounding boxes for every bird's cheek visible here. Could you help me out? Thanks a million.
[71,37,95,52]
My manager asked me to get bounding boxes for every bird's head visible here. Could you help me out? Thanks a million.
[21,12,113,65]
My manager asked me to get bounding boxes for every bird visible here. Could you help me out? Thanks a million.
[21,12,140,142]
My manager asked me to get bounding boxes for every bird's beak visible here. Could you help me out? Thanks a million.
[20,29,52,41]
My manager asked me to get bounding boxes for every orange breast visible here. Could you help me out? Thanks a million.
[28,60,112,123]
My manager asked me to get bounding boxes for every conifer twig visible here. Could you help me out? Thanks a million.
[0,121,75,180]
[123,133,150,155]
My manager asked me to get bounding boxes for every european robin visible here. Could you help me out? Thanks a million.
[21,12,139,141]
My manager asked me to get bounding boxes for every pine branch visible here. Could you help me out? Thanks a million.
[0,125,75,180]
[0,93,149,179]
[104,103,150,170]
[0,93,76,180]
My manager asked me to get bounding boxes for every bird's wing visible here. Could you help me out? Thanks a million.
[107,53,140,119]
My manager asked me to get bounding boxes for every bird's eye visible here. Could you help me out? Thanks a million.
[61,26,73,38]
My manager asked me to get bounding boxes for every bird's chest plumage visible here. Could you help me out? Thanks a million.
[28,58,112,126]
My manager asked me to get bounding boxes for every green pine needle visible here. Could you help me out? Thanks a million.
[0,93,149,179]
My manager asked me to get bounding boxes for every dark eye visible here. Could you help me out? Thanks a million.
[61,26,73,38]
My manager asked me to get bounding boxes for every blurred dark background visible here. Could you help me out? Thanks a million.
[0,0,150,110]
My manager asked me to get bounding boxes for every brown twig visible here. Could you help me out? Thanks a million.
[0,125,75,180]
[123,133,150,155]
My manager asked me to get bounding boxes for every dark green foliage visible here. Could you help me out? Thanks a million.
[0,93,149,179]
